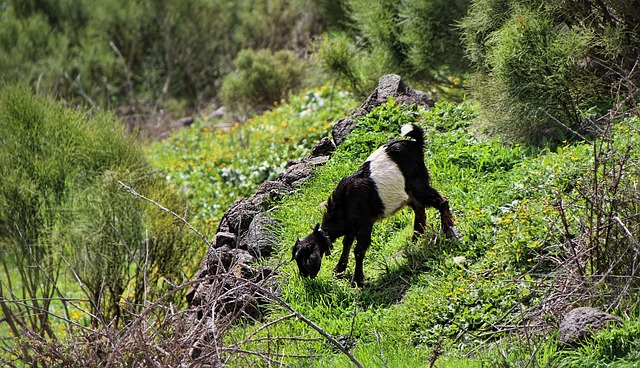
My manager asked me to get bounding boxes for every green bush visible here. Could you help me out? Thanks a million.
[219,48,307,114]
[471,6,590,143]
[0,85,190,340]
[313,0,470,93]
[460,0,640,144]
[0,0,332,118]
[310,33,376,97]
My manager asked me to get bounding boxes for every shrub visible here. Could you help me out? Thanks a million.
[219,48,307,115]
[471,6,590,143]
[0,85,190,351]
[314,0,470,92]
[460,0,640,144]
[0,0,333,124]
[310,33,378,97]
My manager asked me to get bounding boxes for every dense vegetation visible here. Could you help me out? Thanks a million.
[0,85,191,352]
[232,101,640,366]
[1,0,640,366]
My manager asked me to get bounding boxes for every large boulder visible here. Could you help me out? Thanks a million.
[216,198,261,236]
[241,212,279,258]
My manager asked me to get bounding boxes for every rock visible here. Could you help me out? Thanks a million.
[309,137,336,157]
[170,116,195,130]
[207,105,227,120]
[216,198,261,235]
[332,117,357,146]
[186,245,255,307]
[227,247,255,277]
[277,161,313,188]
[558,307,622,348]
[332,74,435,146]
[303,155,330,166]
[241,212,279,259]
[360,74,435,113]
[212,231,237,249]
[251,180,291,209]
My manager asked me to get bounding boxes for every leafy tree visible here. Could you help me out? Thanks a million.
[0,0,330,123]
[220,49,307,115]
[312,0,470,96]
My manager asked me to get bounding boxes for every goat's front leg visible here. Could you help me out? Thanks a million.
[352,227,372,287]
[333,235,354,275]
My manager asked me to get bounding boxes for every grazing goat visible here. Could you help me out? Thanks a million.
[292,123,459,287]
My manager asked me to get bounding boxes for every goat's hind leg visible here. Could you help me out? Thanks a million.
[435,196,460,239]
[414,184,460,239]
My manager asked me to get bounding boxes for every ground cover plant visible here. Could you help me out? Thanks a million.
[2,82,639,366]
[217,100,640,366]
[148,86,356,230]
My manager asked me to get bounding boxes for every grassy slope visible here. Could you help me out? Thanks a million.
[150,90,640,366]
[148,86,356,269]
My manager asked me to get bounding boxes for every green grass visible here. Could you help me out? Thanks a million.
[207,100,640,367]
[148,85,356,230]
[145,91,640,366]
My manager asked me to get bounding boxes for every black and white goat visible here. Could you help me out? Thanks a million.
[292,123,459,287]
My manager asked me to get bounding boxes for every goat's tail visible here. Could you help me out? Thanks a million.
[401,123,424,146]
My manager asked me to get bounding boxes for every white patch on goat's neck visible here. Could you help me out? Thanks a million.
[367,148,409,218]
[401,124,414,137]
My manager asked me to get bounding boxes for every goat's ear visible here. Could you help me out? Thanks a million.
[291,240,301,262]
[312,223,321,233]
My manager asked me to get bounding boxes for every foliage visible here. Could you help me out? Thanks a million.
[310,33,376,97]
[348,0,470,78]
[201,99,639,366]
[218,101,534,365]
[464,5,591,143]
[0,0,338,126]
[0,85,190,360]
[460,0,640,144]
[220,49,307,115]
[554,318,640,367]
[3,83,640,365]
[311,0,470,97]
[149,85,356,230]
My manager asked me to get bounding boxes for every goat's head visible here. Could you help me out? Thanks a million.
[291,224,332,279]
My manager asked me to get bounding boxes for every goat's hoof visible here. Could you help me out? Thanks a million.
[333,265,347,274]
[350,278,364,288]
[446,226,461,239]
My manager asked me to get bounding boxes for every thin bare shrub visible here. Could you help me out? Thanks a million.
[1,181,364,367]
[527,80,640,325]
